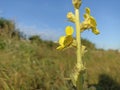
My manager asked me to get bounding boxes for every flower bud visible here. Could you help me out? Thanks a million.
[67,12,75,23]
[72,0,82,9]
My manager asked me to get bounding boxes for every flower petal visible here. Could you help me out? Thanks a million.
[56,46,64,50]
[92,28,100,35]
[90,16,97,27]
[65,26,74,35]
[64,35,74,47]
[58,36,65,46]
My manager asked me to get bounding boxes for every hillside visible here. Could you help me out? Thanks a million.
[0,18,120,90]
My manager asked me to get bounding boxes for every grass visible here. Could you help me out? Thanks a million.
[0,35,120,90]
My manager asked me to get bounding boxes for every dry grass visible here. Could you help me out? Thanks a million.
[0,36,120,90]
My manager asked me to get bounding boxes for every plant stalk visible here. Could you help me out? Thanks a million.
[75,8,84,90]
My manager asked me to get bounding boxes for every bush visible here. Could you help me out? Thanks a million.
[29,35,43,44]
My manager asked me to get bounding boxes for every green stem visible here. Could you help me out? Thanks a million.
[75,9,82,65]
[75,8,83,90]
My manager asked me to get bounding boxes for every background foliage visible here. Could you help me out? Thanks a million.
[0,18,120,90]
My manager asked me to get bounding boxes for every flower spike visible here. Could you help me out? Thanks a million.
[56,1,100,89]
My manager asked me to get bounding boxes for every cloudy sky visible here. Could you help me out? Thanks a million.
[0,0,120,50]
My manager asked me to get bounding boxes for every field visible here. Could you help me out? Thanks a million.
[0,35,120,90]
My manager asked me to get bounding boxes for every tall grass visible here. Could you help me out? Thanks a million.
[0,35,120,90]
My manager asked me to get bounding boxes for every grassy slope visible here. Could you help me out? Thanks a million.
[0,36,120,90]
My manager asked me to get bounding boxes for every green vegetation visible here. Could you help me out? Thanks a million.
[0,18,120,90]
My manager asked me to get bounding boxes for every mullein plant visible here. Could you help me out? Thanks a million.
[57,0,100,90]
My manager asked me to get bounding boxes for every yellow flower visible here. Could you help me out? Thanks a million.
[65,26,74,35]
[56,26,74,50]
[81,7,100,35]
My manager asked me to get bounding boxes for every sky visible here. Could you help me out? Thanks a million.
[0,0,120,50]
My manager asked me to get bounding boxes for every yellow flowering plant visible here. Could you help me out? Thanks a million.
[56,0,100,90]
[57,26,76,50]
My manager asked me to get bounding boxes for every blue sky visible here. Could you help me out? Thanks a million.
[0,0,120,50]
